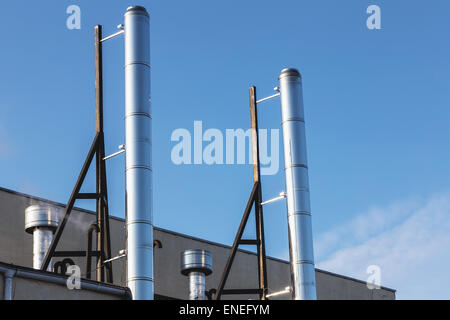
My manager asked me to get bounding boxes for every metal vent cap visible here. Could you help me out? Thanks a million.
[125,6,149,17]
[25,205,61,234]
[181,250,213,276]
[279,68,301,80]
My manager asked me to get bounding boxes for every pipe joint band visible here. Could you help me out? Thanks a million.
[288,211,312,217]
[125,62,151,68]
[125,165,153,171]
[285,164,308,170]
[293,260,315,265]
[128,276,154,282]
[125,112,152,119]
[281,117,305,125]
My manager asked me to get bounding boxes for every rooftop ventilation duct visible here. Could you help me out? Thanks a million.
[181,250,213,300]
[124,5,153,300]
[25,205,60,271]
[278,68,317,300]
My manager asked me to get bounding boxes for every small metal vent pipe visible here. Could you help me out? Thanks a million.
[181,250,213,300]
[278,68,317,300]
[124,6,153,300]
[25,205,60,271]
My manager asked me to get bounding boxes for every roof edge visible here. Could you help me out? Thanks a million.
[0,186,396,293]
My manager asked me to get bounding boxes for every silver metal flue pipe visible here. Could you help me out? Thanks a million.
[124,6,153,300]
[181,250,213,300]
[189,272,206,300]
[278,68,317,300]
[25,205,60,271]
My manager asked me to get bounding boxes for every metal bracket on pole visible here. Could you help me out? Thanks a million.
[101,30,125,42]
[261,192,287,206]
[266,287,292,298]
[256,93,280,104]
[103,250,127,265]
[103,145,126,161]
[101,25,125,43]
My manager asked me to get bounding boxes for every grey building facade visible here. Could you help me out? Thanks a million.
[0,187,395,300]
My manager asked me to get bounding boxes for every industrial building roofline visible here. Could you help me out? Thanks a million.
[0,186,396,294]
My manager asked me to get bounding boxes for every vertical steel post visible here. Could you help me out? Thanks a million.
[94,25,113,283]
[249,87,268,300]
[124,6,153,300]
[278,68,317,300]
[94,25,106,283]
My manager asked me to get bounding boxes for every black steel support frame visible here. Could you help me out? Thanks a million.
[41,25,113,283]
[215,87,269,300]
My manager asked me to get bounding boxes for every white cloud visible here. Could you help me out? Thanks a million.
[314,197,421,261]
[316,192,450,299]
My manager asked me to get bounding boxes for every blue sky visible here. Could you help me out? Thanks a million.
[1,0,450,299]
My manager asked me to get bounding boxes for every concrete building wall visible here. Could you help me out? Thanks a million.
[0,187,395,300]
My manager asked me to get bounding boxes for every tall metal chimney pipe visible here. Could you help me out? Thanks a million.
[124,6,153,300]
[278,68,317,300]
[25,205,60,271]
[181,250,213,300]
